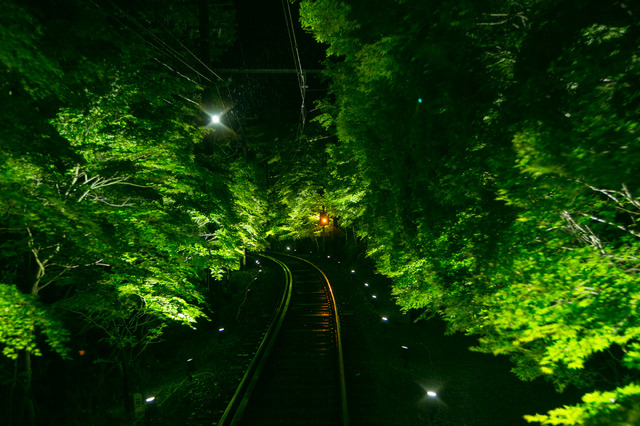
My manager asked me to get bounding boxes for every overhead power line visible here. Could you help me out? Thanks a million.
[91,0,221,85]
[213,68,322,74]
[134,1,223,82]
[281,0,310,140]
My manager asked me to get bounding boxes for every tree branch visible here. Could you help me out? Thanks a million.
[77,172,152,202]
[561,211,606,255]
[64,164,82,198]
[88,194,134,207]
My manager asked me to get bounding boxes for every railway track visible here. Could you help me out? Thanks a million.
[217,253,348,426]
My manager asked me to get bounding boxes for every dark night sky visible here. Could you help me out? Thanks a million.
[214,0,326,126]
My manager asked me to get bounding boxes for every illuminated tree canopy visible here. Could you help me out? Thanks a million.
[0,1,266,422]
[3,0,640,424]
[299,0,640,424]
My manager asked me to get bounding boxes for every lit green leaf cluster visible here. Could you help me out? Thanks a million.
[300,0,640,423]
[0,0,254,370]
[0,285,68,359]
[525,383,640,425]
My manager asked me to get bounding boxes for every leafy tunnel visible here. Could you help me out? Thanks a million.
[2,0,640,424]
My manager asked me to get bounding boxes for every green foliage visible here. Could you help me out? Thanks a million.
[473,244,640,382]
[525,383,640,425]
[300,0,509,321]
[299,0,360,57]
[300,0,640,423]
[0,2,63,98]
[0,0,252,370]
[228,160,269,252]
[0,285,69,360]
[264,126,335,241]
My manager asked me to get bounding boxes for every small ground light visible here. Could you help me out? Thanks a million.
[145,395,160,419]
[351,270,355,273]
[372,295,377,299]
[418,98,423,103]
[259,269,262,272]
[286,246,291,250]
[187,358,196,381]
[427,391,437,398]
[219,328,225,332]
[255,260,260,264]
[401,346,409,367]
[210,114,221,124]
[364,283,369,287]
[382,316,388,321]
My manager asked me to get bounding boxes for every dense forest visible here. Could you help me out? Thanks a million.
[0,0,262,423]
[298,0,640,424]
[2,0,640,424]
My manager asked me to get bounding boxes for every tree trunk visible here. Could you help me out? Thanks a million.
[119,355,132,418]
[6,357,18,426]
[22,264,40,426]
[24,350,36,426]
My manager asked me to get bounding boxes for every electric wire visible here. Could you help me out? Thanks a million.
[94,0,310,159]
[282,0,305,100]
[131,0,223,82]
[283,1,305,91]
[92,0,216,85]
[153,57,200,87]
[112,1,216,84]
[91,0,241,161]
[281,0,308,141]
[126,0,306,151]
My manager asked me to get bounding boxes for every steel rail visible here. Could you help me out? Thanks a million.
[277,253,349,426]
[216,253,349,425]
[217,255,293,425]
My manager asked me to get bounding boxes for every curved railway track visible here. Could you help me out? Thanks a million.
[217,253,348,426]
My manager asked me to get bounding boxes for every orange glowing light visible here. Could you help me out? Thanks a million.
[78,350,86,356]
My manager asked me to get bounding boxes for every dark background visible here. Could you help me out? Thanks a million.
[214,0,326,128]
